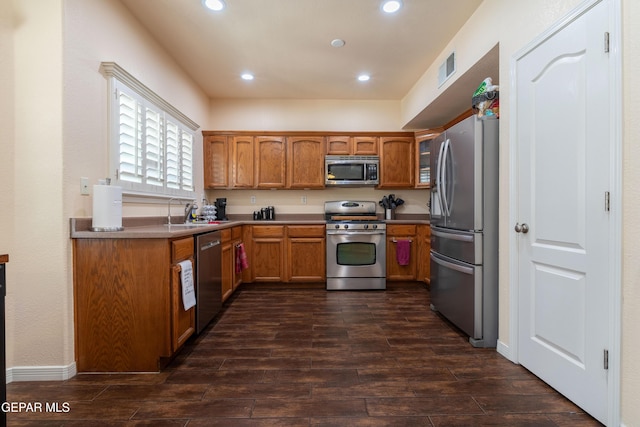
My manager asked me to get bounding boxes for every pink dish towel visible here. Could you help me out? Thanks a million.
[236,243,249,273]
[396,240,411,266]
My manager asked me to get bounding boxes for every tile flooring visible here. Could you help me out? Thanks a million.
[6,282,603,426]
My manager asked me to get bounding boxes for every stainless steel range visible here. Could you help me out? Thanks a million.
[325,201,386,290]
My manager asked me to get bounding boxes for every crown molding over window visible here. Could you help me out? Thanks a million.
[100,62,199,131]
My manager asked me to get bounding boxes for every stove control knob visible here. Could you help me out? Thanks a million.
[364,224,369,229]
[334,224,340,229]
[344,224,349,229]
[372,224,378,229]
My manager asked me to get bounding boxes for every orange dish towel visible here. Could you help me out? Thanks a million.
[235,243,249,273]
[396,240,411,266]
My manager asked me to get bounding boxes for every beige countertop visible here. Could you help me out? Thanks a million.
[70,214,429,239]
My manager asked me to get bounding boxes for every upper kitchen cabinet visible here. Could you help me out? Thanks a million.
[287,136,326,189]
[255,136,286,188]
[326,136,378,155]
[378,136,415,188]
[231,135,254,188]
[203,135,229,188]
[352,136,379,155]
[414,129,442,188]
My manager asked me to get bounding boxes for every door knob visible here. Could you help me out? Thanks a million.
[514,223,529,234]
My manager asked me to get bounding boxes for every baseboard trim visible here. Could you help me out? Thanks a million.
[496,339,516,363]
[6,363,77,383]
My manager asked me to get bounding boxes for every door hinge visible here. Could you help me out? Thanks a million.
[604,32,610,53]
[605,191,610,212]
[604,349,609,370]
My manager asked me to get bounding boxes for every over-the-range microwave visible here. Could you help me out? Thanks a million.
[325,155,379,186]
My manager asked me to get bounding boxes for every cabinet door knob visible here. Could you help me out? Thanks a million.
[514,223,529,234]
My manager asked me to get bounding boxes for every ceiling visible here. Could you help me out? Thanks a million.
[118,0,484,101]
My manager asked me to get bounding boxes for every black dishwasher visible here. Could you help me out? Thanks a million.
[195,232,222,334]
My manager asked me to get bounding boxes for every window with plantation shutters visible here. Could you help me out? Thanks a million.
[101,62,199,198]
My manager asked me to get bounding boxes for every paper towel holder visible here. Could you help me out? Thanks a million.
[91,180,124,232]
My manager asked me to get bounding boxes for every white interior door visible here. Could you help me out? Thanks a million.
[515,1,610,423]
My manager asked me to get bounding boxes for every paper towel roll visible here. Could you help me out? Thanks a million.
[91,185,124,231]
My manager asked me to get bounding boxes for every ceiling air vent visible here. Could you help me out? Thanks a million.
[438,51,456,87]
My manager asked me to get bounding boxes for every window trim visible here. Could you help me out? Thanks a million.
[100,62,199,199]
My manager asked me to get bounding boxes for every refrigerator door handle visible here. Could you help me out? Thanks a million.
[441,138,452,216]
[431,228,474,242]
[435,140,446,215]
[431,251,474,275]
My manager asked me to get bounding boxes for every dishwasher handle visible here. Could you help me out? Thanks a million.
[200,240,221,251]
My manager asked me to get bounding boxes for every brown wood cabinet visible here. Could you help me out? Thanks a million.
[379,136,415,188]
[287,136,326,188]
[231,136,254,188]
[73,237,195,372]
[203,136,229,188]
[416,224,431,284]
[221,229,234,302]
[286,225,325,282]
[386,224,418,280]
[221,226,245,302]
[255,136,286,188]
[170,238,196,351]
[202,131,415,190]
[250,225,286,281]
[326,136,378,155]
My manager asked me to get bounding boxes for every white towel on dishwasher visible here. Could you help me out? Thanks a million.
[179,260,196,310]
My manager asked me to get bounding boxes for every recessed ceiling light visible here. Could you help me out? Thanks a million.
[203,0,225,12]
[241,73,254,81]
[357,74,371,82]
[381,0,402,13]
[330,39,346,48]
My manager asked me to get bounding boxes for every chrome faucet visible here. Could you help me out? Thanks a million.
[184,200,198,223]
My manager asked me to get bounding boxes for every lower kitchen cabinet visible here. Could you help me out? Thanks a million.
[251,225,286,281]
[417,224,431,284]
[286,225,325,282]
[73,237,195,372]
[170,238,196,352]
[221,226,244,302]
[386,224,418,281]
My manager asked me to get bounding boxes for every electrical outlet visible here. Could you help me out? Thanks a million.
[80,177,90,195]
[301,196,307,205]
[250,196,256,204]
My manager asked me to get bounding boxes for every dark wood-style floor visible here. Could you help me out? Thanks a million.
[7,282,602,426]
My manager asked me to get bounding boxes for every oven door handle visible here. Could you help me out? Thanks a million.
[326,230,386,236]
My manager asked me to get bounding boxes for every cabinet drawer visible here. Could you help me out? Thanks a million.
[252,225,285,237]
[287,225,325,238]
[220,228,232,243]
[231,226,243,240]
[172,237,194,262]
[387,224,417,236]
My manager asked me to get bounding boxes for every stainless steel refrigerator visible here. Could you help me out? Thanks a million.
[430,115,498,348]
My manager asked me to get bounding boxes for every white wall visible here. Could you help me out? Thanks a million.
[5,0,69,372]
[621,0,640,423]
[2,0,210,378]
[212,188,428,217]
[210,98,402,132]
